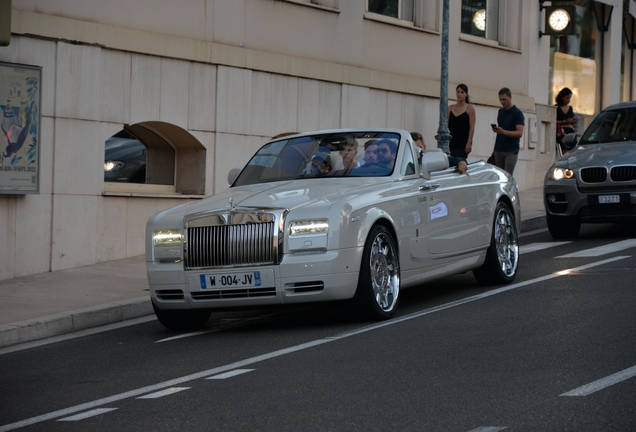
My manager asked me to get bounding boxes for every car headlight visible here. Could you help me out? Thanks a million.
[104,161,125,172]
[549,167,574,180]
[152,229,182,261]
[288,219,329,252]
[289,219,329,236]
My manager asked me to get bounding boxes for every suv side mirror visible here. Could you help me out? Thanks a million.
[562,133,578,149]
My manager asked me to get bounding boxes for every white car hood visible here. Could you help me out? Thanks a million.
[155,177,392,222]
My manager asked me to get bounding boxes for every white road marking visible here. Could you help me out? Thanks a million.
[467,427,507,432]
[560,365,636,396]
[557,239,636,258]
[136,387,191,399]
[156,329,214,343]
[0,255,629,432]
[520,241,570,255]
[57,408,118,421]
[206,369,254,380]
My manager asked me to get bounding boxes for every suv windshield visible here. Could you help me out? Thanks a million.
[579,107,636,145]
[233,132,401,186]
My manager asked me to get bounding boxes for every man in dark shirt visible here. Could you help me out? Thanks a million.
[491,87,524,176]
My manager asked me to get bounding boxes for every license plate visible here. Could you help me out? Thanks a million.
[199,272,262,289]
[598,195,620,204]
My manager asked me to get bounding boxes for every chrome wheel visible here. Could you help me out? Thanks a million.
[368,231,400,313]
[353,225,400,320]
[473,202,519,285]
[494,206,519,278]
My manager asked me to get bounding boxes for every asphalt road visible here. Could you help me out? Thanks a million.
[1,224,635,432]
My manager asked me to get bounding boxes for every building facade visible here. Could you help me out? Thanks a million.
[0,0,633,280]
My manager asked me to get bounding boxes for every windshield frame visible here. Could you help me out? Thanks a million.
[232,131,404,187]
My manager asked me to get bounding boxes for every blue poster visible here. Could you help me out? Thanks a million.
[0,62,41,194]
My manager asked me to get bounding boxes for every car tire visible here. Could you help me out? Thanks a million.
[352,225,400,320]
[546,213,580,239]
[152,301,211,330]
[473,202,519,285]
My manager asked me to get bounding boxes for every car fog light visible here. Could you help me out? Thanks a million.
[548,194,556,204]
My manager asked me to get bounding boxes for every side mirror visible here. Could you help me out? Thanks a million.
[562,133,578,149]
[419,149,449,179]
[227,167,242,185]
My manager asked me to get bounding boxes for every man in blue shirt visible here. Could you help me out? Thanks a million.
[491,87,524,176]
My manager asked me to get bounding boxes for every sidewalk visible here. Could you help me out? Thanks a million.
[0,187,546,349]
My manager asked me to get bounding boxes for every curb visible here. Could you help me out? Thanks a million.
[0,297,152,349]
[520,215,547,233]
[519,215,548,233]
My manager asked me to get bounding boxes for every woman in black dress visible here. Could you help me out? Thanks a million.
[556,87,578,135]
[555,87,579,152]
[448,83,476,158]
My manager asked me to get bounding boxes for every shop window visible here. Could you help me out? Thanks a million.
[461,0,499,41]
[550,1,598,116]
[368,0,414,23]
[104,121,206,196]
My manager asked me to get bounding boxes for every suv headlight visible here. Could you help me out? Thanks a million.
[152,229,182,261]
[549,167,574,180]
[104,161,125,172]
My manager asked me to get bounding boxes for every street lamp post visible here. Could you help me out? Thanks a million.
[435,0,451,153]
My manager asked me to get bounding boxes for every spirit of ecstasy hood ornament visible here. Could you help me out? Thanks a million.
[229,197,236,211]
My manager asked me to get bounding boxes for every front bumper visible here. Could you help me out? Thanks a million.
[148,247,363,311]
[544,181,636,222]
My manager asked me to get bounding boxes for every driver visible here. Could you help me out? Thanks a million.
[362,140,379,165]
[374,139,397,169]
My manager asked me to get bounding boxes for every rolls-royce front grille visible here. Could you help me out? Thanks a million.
[580,167,607,183]
[610,165,636,182]
[185,222,276,269]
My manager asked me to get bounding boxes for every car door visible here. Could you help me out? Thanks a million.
[426,169,485,255]
[397,142,432,268]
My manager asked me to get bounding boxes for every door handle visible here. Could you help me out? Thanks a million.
[419,184,440,191]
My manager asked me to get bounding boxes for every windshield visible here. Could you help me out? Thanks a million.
[233,132,401,186]
[579,107,636,145]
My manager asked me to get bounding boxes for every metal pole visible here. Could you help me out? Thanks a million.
[435,0,451,153]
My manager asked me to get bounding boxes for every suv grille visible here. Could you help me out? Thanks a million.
[183,210,283,270]
[580,167,607,183]
[610,165,636,182]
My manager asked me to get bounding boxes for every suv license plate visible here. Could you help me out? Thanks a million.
[598,195,620,204]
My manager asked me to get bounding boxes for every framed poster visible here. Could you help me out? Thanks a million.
[0,62,41,194]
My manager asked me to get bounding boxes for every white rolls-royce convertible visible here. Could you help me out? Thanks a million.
[146,129,520,329]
